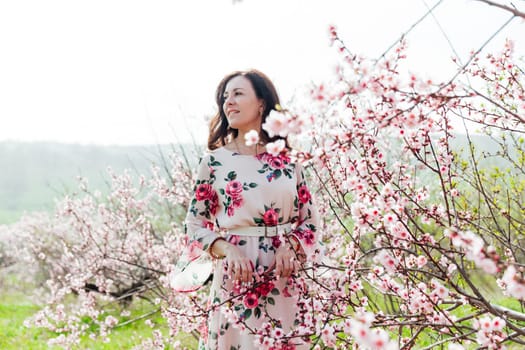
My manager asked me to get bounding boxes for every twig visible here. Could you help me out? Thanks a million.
[472,300,525,322]
[376,0,445,62]
[475,0,525,19]
[439,14,515,90]
[420,330,478,350]
[114,307,161,328]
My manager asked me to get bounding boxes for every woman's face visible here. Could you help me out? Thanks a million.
[223,75,264,133]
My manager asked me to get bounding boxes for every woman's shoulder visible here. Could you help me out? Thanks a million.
[208,146,234,157]
[197,146,232,163]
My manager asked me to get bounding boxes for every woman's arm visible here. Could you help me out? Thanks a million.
[209,238,254,283]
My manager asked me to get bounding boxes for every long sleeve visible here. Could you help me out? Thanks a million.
[291,162,321,260]
[184,153,221,253]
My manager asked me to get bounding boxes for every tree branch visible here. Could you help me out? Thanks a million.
[475,0,525,19]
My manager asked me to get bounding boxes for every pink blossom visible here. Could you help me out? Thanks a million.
[244,129,260,146]
[271,326,284,339]
[501,265,525,299]
[416,255,428,268]
[375,250,398,273]
[266,140,286,156]
[320,324,336,347]
[430,279,449,300]
[263,110,289,137]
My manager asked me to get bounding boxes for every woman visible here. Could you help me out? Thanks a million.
[182,69,319,349]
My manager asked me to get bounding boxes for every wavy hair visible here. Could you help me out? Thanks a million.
[208,69,286,150]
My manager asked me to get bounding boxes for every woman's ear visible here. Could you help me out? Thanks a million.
[259,102,265,116]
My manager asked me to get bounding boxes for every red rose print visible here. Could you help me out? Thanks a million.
[263,208,279,226]
[232,196,244,209]
[270,157,285,169]
[300,229,315,246]
[297,185,311,204]
[187,240,204,261]
[225,180,243,198]
[258,153,273,163]
[228,234,240,245]
[209,192,219,215]
[255,281,275,297]
[203,221,214,231]
[272,235,282,248]
[243,291,259,309]
[195,183,214,201]
[198,320,208,343]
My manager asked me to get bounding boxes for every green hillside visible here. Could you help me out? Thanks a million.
[0,133,513,225]
[0,142,200,224]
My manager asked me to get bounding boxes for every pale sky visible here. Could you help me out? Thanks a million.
[0,0,523,145]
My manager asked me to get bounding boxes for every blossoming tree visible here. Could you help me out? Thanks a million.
[4,1,525,349]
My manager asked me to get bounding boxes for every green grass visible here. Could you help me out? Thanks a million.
[0,292,61,350]
[0,290,197,349]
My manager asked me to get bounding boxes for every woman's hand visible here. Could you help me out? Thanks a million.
[271,242,300,279]
[210,238,253,283]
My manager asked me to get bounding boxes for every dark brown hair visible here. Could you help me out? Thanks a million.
[208,69,286,150]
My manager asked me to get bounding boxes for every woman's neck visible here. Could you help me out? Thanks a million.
[236,128,260,142]
[232,133,265,155]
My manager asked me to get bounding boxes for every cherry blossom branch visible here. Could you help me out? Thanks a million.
[420,330,478,350]
[466,86,525,126]
[439,14,515,91]
[114,308,161,328]
[475,0,525,19]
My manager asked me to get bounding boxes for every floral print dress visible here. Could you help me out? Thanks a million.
[185,147,320,350]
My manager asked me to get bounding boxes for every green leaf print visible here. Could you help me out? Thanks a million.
[253,217,264,225]
[267,297,275,305]
[226,171,237,180]
[254,306,262,318]
[243,308,252,320]
[209,156,222,167]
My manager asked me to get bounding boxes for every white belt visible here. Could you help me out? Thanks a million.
[228,223,292,237]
